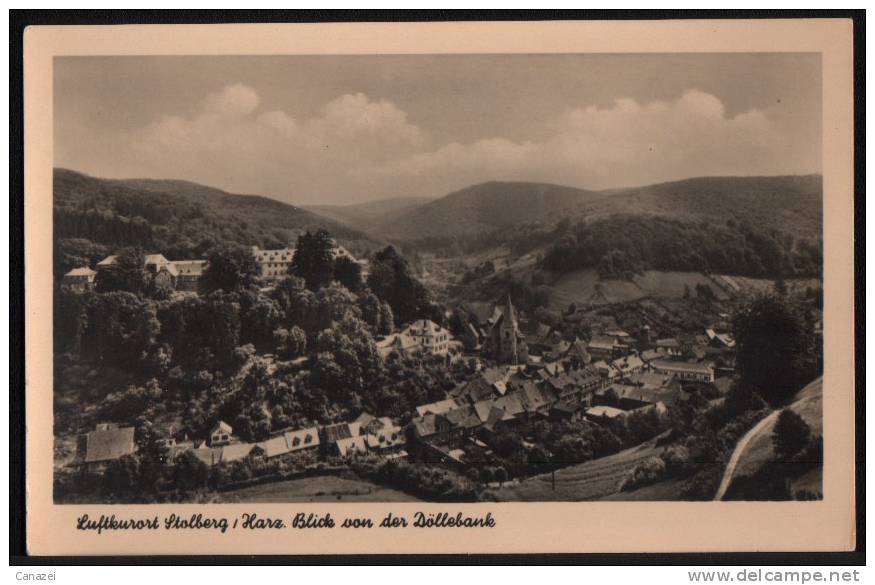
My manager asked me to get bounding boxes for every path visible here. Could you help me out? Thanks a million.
[713,409,780,500]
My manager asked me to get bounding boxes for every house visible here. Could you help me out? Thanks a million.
[550,400,583,422]
[515,382,557,416]
[251,246,296,280]
[97,253,178,289]
[62,267,97,292]
[655,338,682,356]
[283,426,321,453]
[587,335,620,360]
[706,329,736,349]
[75,423,136,468]
[565,339,592,367]
[322,421,359,444]
[209,421,233,446]
[251,426,321,460]
[481,295,528,365]
[376,332,420,359]
[363,422,407,455]
[611,354,645,379]
[592,360,618,381]
[640,349,661,364]
[403,319,452,356]
[416,397,466,417]
[332,435,369,457]
[172,259,208,292]
[650,358,715,383]
[411,413,463,446]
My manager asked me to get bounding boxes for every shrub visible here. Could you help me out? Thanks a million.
[620,456,666,491]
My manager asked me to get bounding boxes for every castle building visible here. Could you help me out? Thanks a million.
[482,295,528,365]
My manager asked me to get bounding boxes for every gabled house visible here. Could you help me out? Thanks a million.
[403,319,453,356]
[209,421,233,446]
[75,423,136,468]
[62,267,97,292]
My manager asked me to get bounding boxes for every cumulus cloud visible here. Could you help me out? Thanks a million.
[129,85,807,204]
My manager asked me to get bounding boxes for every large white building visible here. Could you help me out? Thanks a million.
[403,319,452,356]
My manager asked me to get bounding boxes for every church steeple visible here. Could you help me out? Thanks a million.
[503,294,515,327]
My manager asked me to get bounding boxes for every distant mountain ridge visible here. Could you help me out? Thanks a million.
[376,181,609,241]
[373,175,823,243]
[305,197,434,231]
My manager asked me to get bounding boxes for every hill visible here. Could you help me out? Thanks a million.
[305,196,433,232]
[53,168,378,278]
[375,181,608,242]
[719,377,823,500]
[374,175,822,245]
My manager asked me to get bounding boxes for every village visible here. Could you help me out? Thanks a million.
[61,241,746,499]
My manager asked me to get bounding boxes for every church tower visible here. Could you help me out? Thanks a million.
[498,294,520,364]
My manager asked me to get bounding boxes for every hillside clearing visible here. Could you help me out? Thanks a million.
[489,437,667,502]
[216,474,421,503]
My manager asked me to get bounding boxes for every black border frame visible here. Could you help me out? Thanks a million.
[9,9,865,566]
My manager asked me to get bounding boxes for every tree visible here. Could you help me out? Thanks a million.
[334,256,363,292]
[733,295,818,405]
[367,246,432,324]
[94,247,147,294]
[695,283,716,302]
[200,245,260,293]
[292,229,336,290]
[172,450,210,491]
[103,454,141,494]
[378,302,395,335]
[772,409,811,459]
[273,325,307,359]
[493,466,508,487]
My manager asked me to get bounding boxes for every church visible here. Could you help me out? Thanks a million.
[482,295,528,365]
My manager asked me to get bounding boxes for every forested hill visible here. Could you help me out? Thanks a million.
[375,175,822,245]
[53,168,377,277]
[376,181,607,242]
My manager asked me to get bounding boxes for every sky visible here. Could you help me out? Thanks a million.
[54,53,821,205]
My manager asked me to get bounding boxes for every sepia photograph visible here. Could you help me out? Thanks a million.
[19,17,858,557]
[51,52,825,504]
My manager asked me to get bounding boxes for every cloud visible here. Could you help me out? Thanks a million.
[128,85,810,204]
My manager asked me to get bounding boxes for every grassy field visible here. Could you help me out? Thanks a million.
[489,438,669,502]
[215,474,421,503]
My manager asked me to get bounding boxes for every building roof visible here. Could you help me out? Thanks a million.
[376,333,419,357]
[190,446,223,466]
[284,427,320,451]
[640,349,661,362]
[64,267,97,277]
[256,435,292,458]
[656,338,681,348]
[588,335,618,351]
[585,406,626,419]
[252,247,296,262]
[416,398,464,417]
[651,359,714,374]
[335,435,368,457]
[405,319,445,338]
[611,354,645,373]
[81,426,136,463]
[220,442,256,462]
[323,422,357,443]
[172,259,208,275]
[210,421,232,435]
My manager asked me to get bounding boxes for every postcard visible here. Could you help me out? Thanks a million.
[22,18,857,555]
